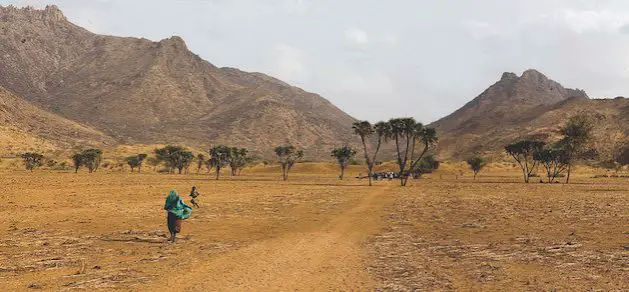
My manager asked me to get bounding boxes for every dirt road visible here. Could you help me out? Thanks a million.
[154,185,391,291]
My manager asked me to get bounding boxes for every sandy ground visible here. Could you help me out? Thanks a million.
[0,164,627,291]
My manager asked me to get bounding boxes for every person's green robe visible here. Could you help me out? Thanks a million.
[164,190,192,219]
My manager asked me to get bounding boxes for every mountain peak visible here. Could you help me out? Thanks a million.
[0,4,67,22]
[500,72,518,81]
[521,69,548,80]
[158,36,188,50]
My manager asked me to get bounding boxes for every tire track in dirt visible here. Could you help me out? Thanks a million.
[149,185,393,291]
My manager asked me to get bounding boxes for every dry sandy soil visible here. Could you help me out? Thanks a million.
[0,163,627,291]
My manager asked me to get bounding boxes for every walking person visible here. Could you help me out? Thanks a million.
[189,186,201,208]
[163,189,192,243]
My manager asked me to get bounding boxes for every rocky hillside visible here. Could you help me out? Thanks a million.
[431,70,627,160]
[0,86,114,156]
[0,5,356,158]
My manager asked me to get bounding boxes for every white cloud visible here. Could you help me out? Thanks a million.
[556,9,629,33]
[345,28,369,45]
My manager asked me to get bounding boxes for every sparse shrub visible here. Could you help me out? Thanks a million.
[331,146,357,180]
[70,149,103,173]
[82,149,103,173]
[229,147,249,176]
[413,155,440,178]
[275,145,304,181]
[20,152,44,172]
[505,140,545,183]
[126,154,147,172]
[154,146,191,174]
[534,147,569,183]
[466,155,487,180]
[196,154,205,174]
[209,146,232,180]
[46,159,58,169]
[558,115,595,183]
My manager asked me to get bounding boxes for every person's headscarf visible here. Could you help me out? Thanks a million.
[164,189,192,219]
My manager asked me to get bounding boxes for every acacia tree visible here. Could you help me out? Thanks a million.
[229,148,249,176]
[352,121,389,186]
[71,153,83,173]
[534,147,570,183]
[20,152,44,172]
[275,145,304,181]
[385,118,438,186]
[331,146,357,180]
[209,146,232,180]
[81,149,103,173]
[505,140,545,183]
[154,145,185,173]
[558,115,595,183]
[466,155,487,180]
[126,154,147,172]
[179,151,194,174]
[196,154,205,174]
[126,156,140,172]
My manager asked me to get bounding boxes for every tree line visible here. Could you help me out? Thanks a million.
[490,115,629,183]
[15,114,629,182]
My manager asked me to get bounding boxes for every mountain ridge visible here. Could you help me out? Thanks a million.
[430,69,626,160]
[0,4,357,158]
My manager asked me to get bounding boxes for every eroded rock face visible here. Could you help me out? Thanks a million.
[430,69,627,160]
[0,5,357,158]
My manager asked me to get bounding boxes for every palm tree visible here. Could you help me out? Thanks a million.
[386,118,439,186]
[353,121,388,186]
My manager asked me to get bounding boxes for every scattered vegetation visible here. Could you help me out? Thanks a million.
[126,154,147,172]
[331,146,357,180]
[466,155,487,180]
[196,154,205,174]
[275,145,304,181]
[209,146,231,180]
[229,147,249,176]
[20,152,44,172]
[70,149,103,173]
[412,154,440,178]
[534,147,569,183]
[557,115,595,183]
[505,140,545,183]
[154,146,193,174]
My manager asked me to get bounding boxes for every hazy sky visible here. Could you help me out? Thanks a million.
[3,0,629,123]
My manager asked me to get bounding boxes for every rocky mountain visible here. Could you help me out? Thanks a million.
[0,86,114,156]
[430,70,628,160]
[0,5,356,158]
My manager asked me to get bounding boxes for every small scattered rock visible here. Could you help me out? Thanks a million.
[27,283,42,289]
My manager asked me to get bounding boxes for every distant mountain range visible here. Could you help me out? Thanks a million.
[430,70,628,160]
[0,5,356,158]
[0,5,626,161]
